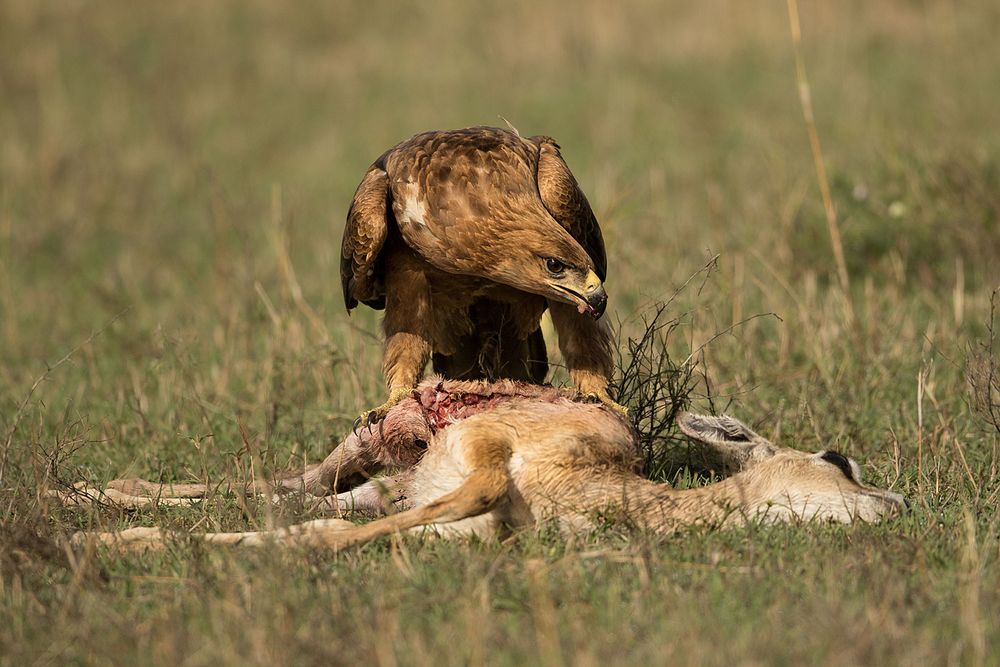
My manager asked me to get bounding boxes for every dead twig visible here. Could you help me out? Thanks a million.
[1,310,128,485]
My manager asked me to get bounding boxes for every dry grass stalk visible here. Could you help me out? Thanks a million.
[786,0,851,299]
[968,289,1000,437]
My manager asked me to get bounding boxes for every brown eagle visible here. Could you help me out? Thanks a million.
[341,126,618,423]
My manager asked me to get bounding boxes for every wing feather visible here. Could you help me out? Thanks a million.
[341,128,607,313]
[341,163,390,310]
[384,128,548,276]
[531,136,607,281]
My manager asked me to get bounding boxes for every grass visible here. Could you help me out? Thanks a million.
[2,0,1000,663]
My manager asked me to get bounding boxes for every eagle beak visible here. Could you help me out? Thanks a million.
[583,271,607,319]
[548,269,607,319]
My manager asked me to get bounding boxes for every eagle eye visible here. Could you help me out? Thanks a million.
[545,258,567,275]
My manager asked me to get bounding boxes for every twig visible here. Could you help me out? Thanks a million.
[682,312,782,367]
[621,254,720,328]
[0,309,128,484]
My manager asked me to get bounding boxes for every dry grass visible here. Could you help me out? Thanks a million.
[968,290,1000,438]
[2,0,1000,664]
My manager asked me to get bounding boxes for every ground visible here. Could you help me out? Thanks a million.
[2,1,1000,664]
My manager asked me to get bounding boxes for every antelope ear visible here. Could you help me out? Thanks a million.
[676,412,763,444]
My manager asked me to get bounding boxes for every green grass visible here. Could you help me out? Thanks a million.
[2,0,1000,664]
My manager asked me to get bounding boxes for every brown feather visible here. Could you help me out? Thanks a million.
[340,162,389,310]
[530,135,608,281]
[340,127,613,394]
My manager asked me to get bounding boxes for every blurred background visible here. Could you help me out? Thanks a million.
[3,2,1000,663]
[2,0,999,459]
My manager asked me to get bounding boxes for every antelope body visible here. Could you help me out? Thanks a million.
[66,379,906,551]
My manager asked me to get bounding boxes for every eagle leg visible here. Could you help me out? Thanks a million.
[547,300,627,414]
[357,248,434,432]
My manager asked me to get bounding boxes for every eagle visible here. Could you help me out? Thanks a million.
[341,126,619,424]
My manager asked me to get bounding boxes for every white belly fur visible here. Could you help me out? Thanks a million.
[407,428,533,539]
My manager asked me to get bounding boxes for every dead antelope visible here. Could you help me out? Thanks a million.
[64,378,906,551]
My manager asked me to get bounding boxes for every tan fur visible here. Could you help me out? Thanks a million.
[64,379,905,552]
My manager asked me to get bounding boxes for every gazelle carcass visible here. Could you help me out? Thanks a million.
[63,378,906,551]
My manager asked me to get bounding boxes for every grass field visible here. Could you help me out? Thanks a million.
[3,0,1000,664]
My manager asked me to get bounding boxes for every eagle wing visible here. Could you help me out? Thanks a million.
[531,136,608,281]
[383,128,551,276]
[341,162,390,310]
[341,128,608,311]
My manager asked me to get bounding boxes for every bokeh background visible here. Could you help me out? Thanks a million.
[2,1,1000,663]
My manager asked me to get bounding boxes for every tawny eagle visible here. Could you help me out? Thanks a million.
[341,126,617,422]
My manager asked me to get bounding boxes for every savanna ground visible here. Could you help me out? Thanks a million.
[2,1,1000,664]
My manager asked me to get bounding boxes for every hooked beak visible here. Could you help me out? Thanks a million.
[550,270,607,319]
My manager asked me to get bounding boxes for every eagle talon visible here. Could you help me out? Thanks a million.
[584,392,629,418]
[357,387,413,432]
[365,408,381,434]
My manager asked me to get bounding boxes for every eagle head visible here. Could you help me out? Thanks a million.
[491,226,607,319]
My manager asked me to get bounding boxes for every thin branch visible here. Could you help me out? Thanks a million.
[1,309,128,484]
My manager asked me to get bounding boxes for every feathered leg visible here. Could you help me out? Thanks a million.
[548,301,626,415]
[359,244,433,426]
